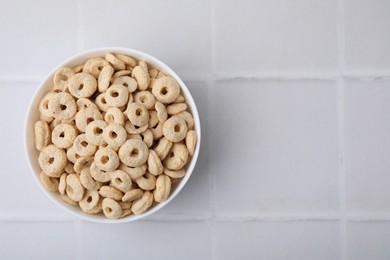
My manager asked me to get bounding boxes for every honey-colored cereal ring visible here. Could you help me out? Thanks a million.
[39,113,53,123]
[85,120,107,146]
[127,134,142,140]
[98,65,114,92]
[162,116,187,142]
[119,201,132,210]
[173,95,185,103]
[111,70,132,81]
[150,122,163,140]
[131,191,153,215]
[167,103,187,115]
[38,144,67,177]
[132,66,150,90]
[110,170,132,193]
[94,147,119,171]
[105,84,129,107]
[115,54,137,67]
[48,92,77,120]
[68,73,97,98]
[156,71,166,79]
[152,76,180,104]
[186,130,197,156]
[149,69,158,79]
[148,110,158,128]
[103,123,127,148]
[138,60,148,72]
[104,107,124,125]
[126,103,149,127]
[54,67,75,92]
[39,92,57,118]
[60,194,78,206]
[154,174,171,202]
[102,198,122,219]
[90,162,111,182]
[176,111,195,130]
[118,139,149,167]
[73,134,97,157]
[135,173,156,190]
[147,150,163,176]
[105,53,126,70]
[121,208,133,218]
[163,168,186,179]
[40,171,59,192]
[75,107,103,132]
[51,123,77,149]
[119,163,147,180]
[99,186,123,201]
[59,173,67,195]
[79,190,100,213]
[154,137,173,161]
[155,101,168,123]
[163,143,188,170]
[74,156,93,174]
[66,174,85,202]
[122,189,143,202]
[134,90,156,109]
[112,76,137,93]
[76,98,98,111]
[124,121,148,135]
[66,146,80,164]
[140,129,153,148]
[83,58,109,78]
[64,163,75,174]
[73,64,84,73]
[95,93,110,112]
[35,121,51,151]
[80,167,102,190]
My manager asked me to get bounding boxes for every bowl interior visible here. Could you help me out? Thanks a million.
[25,47,201,223]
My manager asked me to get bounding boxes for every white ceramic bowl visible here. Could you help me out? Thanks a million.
[24,47,201,223]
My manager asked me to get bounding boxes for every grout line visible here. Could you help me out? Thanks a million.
[347,213,390,222]
[206,221,217,260]
[76,0,85,52]
[0,214,76,222]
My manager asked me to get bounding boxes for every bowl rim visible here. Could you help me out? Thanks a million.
[24,47,201,223]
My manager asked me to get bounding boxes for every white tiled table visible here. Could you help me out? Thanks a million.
[1,0,390,259]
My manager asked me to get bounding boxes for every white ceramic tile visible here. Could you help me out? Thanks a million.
[0,222,77,259]
[344,0,390,71]
[212,80,339,214]
[80,221,212,259]
[155,81,211,216]
[348,221,390,260]
[0,83,72,217]
[215,0,338,76]
[345,80,390,212]
[215,221,340,260]
[82,0,211,80]
[0,1,78,78]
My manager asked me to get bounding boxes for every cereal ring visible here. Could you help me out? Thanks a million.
[150,122,163,140]
[75,107,103,132]
[64,163,75,174]
[115,54,137,67]
[102,198,122,219]
[39,113,53,123]
[148,150,163,176]
[124,121,148,135]
[156,71,166,79]
[99,186,123,201]
[127,134,142,140]
[110,170,132,193]
[140,129,153,148]
[154,174,171,202]
[90,162,111,182]
[73,64,84,73]
[76,98,98,111]
[94,93,110,112]
[135,173,156,190]
[186,130,197,156]
[167,103,187,115]
[162,116,187,142]
[68,72,97,98]
[105,84,129,107]
[163,143,188,170]
[149,69,158,79]
[119,201,132,210]
[155,101,168,123]
[132,66,150,90]
[104,107,124,125]
[60,194,78,206]
[103,124,127,148]
[85,120,107,146]
[51,123,77,149]
[134,91,156,110]
[94,147,119,171]
[39,171,59,192]
[131,191,153,215]
[83,58,109,78]
[111,70,132,81]
[74,156,93,174]
[35,121,50,151]
[148,110,158,128]
[173,95,185,103]
[118,139,149,167]
[59,173,67,194]
[79,190,100,213]
[39,92,57,118]
[138,60,148,72]
[119,163,147,180]
[80,167,102,190]
[121,208,133,218]
[105,53,126,70]
[152,76,180,104]
[38,144,67,177]
[74,134,97,157]
[66,174,85,202]
[112,76,137,93]
[54,67,75,92]
[126,103,149,127]
[122,189,143,202]
[98,65,114,92]
[48,92,77,120]
[66,146,80,164]
[163,168,186,179]
[176,111,195,130]
[153,137,173,160]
